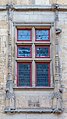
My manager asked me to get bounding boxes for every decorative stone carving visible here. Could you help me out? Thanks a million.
[5,79,15,110]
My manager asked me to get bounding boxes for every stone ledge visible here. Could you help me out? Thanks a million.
[4,108,63,113]
[13,86,54,90]
[13,22,54,27]
[0,5,6,10]
[13,5,67,11]
[0,4,67,11]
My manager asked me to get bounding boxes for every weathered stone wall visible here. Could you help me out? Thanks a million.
[0,0,66,119]
[50,0,67,4]
[0,0,67,5]
[0,11,8,85]
[58,12,67,113]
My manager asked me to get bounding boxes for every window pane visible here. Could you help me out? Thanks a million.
[36,30,49,41]
[17,46,31,57]
[36,46,49,57]
[17,30,31,41]
[36,63,50,86]
[17,63,31,86]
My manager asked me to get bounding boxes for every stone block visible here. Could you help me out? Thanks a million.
[0,0,8,5]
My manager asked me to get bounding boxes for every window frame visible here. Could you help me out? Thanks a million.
[17,45,32,58]
[17,28,32,42]
[35,62,50,87]
[35,45,50,58]
[17,62,32,87]
[35,28,50,42]
[15,26,53,88]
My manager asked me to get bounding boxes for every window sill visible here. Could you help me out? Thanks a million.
[13,86,54,90]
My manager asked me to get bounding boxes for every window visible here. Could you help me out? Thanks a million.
[36,62,50,86]
[16,27,51,87]
[17,46,32,58]
[35,29,50,41]
[35,46,50,58]
[17,29,32,41]
[17,62,32,86]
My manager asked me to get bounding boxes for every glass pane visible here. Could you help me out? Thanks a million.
[18,46,31,57]
[36,30,49,41]
[36,47,49,57]
[18,30,31,40]
[17,63,31,86]
[36,63,49,86]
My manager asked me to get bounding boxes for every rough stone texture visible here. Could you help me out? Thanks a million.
[14,90,53,109]
[0,11,8,86]
[50,0,67,4]
[0,0,67,5]
[13,11,54,23]
[0,0,66,119]
[0,0,8,5]
[11,0,49,5]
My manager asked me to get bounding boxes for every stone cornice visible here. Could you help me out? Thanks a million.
[13,4,67,11]
[0,4,67,11]
[0,5,6,10]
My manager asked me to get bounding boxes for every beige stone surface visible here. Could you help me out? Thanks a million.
[35,0,49,5]
[50,0,67,4]
[0,0,66,119]
[57,0,67,4]
[11,0,35,5]
[0,0,67,5]
[0,0,8,5]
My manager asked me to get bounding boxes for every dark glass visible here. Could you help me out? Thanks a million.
[36,63,49,86]
[36,47,49,57]
[36,30,49,41]
[18,47,31,57]
[18,30,31,40]
[18,63,31,86]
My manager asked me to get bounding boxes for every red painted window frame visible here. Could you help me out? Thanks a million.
[35,62,50,87]
[17,28,32,41]
[35,28,50,42]
[17,62,32,87]
[35,45,50,58]
[16,27,51,88]
[17,45,32,58]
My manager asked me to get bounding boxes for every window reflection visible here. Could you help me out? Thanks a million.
[18,30,31,40]
[36,47,49,57]
[36,30,49,40]
[18,46,31,57]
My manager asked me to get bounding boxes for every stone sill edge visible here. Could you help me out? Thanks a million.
[4,108,63,113]
[13,86,54,90]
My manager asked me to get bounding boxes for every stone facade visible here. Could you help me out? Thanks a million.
[0,0,67,119]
